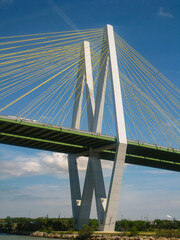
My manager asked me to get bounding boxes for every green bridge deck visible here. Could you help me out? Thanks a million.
[0,115,180,172]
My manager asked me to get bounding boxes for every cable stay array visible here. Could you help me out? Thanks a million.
[0,28,179,150]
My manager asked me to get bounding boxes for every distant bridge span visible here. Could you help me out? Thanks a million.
[0,115,180,172]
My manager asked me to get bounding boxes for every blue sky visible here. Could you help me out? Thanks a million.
[0,0,180,220]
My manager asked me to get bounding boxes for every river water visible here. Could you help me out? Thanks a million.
[0,233,65,240]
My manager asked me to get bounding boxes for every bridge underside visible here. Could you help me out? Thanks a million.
[0,116,180,172]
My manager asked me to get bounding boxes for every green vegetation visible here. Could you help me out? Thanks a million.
[129,226,139,236]
[115,218,180,232]
[0,216,73,233]
[155,229,180,238]
[0,216,180,238]
[78,224,94,239]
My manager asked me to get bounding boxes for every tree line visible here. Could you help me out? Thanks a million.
[0,216,180,233]
[115,219,180,232]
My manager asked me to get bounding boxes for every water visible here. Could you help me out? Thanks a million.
[0,233,64,240]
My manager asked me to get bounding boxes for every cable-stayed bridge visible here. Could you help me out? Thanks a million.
[0,25,179,231]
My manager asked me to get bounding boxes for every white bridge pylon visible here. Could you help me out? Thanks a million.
[68,24,127,232]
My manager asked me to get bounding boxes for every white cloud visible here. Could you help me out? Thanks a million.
[0,156,42,178]
[158,7,174,18]
[0,150,113,179]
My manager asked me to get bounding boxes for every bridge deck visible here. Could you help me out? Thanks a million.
[0,115,180,172]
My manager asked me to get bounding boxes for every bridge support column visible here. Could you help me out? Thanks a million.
[68,24,127,232]
[101,24,127,232]
[102,143,127,231]
[68,154,81,230]
[90,152,106,229]
[68,40,97,230]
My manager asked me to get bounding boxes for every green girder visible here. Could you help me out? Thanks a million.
[0,115,180,172]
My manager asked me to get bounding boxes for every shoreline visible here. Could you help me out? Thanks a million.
[1,231,179,240]
[30,231,180,240]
